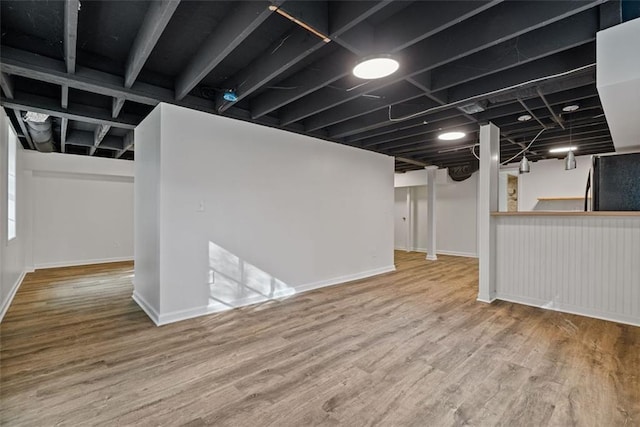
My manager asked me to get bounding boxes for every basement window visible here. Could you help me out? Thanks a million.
[7,120,17,241]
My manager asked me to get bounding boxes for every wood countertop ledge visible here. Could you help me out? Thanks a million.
[491,211,640,216]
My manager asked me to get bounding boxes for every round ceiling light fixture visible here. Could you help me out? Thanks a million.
[438,131,466,141]
[517,114,532,122]
[353,56,399,79]
[562,104,579,112]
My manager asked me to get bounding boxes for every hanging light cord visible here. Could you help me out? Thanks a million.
[500,128,546,165]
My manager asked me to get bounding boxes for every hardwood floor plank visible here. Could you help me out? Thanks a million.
[1,252,638,426]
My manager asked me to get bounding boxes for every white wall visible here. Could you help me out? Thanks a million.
[394,170,478,257]
[135,103,395,325]
[518,155,592,211]
[1,110,28,321]
[23,151,134,268]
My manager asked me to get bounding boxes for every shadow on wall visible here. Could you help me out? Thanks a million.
[208,241,295,312]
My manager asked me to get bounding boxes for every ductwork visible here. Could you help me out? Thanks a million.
[23,113,55,152]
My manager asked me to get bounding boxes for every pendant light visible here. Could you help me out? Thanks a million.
[564,113,576,170]
[519,155,530,174]
[565,150,576,170]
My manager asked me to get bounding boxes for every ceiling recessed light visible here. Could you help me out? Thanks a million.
[517,114,532,122]
[438,131,466,141]
[562,104,579,112]
[549,146,577,153]
[353,56,399,79]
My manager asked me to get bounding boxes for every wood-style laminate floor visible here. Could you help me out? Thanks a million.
[1,252,639,426]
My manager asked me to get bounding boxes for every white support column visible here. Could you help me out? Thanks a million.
[425,166,438,261]
[405,187,412,252]
[478,123,500,302]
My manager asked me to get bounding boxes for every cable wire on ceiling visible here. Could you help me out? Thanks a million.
[500,127,546,165]
[387,63,595,122]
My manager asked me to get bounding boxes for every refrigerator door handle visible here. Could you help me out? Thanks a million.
[584,170,591,212]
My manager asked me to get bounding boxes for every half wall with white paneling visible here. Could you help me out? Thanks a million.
[495,214,640,326]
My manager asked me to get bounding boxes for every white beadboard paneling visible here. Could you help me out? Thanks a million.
[495,215,640,326]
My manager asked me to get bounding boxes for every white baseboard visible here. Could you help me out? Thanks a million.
[0,271,27,323]
[496,293,640,327]
[35,256,134,270]
[158,305,209,326]
[436,250,478,258]
[131,291,160,326]
[394,247,478,258]
[295,265,396,294]
[143,265,397,326]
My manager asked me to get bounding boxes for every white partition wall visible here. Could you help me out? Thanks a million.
[135,103,395,325]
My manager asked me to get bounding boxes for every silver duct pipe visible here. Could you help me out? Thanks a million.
[23,115,55,152]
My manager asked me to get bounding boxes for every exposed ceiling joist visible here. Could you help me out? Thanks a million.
[112,97,125,118]
[250,50,352,119]
[1,0,618,166]
[217,27,325,112]
[95,124,111,144]
[116,132,134,159]
[331,108,459,140]
[304,81,432,132]
[378,0,502,53]
[219,0,392,113]
[279,0,603,126]
[427,10,598,93]
[125,0,181,89]
[1,72,34,149]
[64,0,79,74]
[1,92,139,129]
[66,129,124,151]
[0,72,14,99]
[260,0,498,121]
[61,85,69,109]
[174,1,277,101]
[10,109,34,150]
[445,45,596,104]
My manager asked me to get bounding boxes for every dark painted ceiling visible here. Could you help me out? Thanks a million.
[1,0,636,171]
